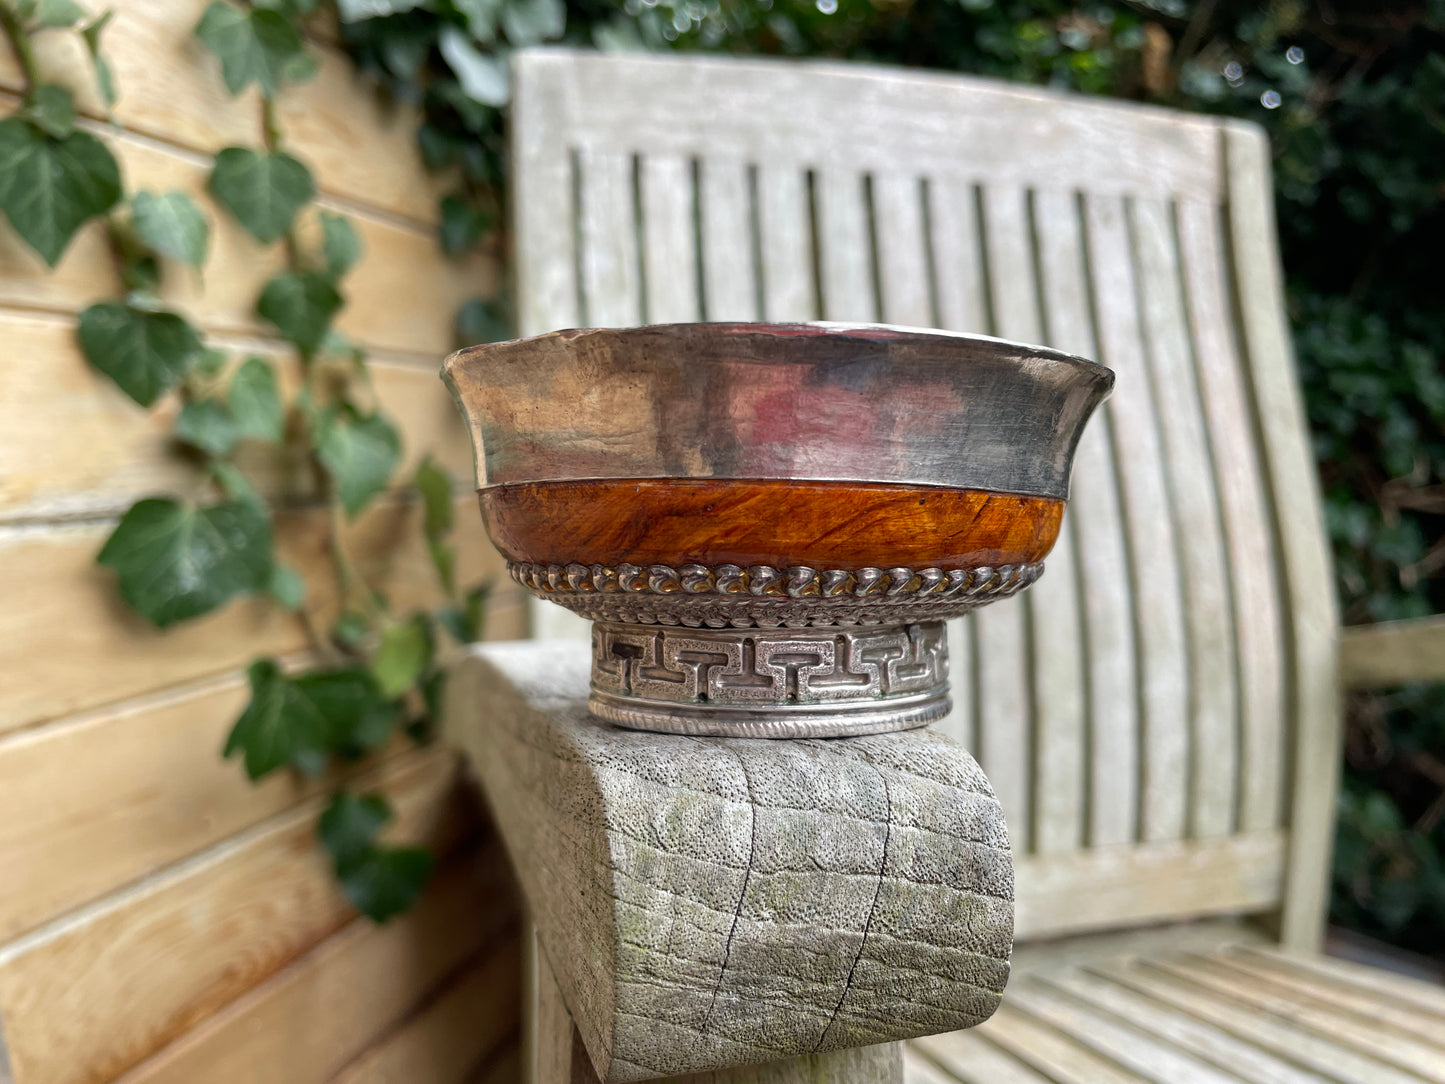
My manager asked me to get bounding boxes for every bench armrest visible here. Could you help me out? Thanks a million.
[444,642,1014,1083]
[1340,616,1445,689]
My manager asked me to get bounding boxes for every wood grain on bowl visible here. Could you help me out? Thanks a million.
[479,478,1063,570]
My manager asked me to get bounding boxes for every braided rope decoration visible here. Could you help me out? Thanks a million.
[509,559,1044,628]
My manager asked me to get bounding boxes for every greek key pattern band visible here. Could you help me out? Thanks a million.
[591,621,948,708]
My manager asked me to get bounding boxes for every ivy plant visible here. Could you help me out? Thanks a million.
[0,0,491,922]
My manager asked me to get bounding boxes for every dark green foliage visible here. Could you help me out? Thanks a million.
[132,190,210,267]
[256,269,343,354]
[97,498,273,627]
[314,405,402,517]
[194,0,311,98]
[318,791,436,922]
[0,117,121,266]
[78,302,202,407]
[207,146,314,244]
[224,660,399,778]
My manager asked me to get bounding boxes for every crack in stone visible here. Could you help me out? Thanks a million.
[692,743,758,1052]
[814,761,892,1053]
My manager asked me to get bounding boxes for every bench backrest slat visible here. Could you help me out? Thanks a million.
[510,49,1340,947]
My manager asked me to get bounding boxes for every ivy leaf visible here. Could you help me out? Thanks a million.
[78,302,201,406]
[319,210,362,280]
[0,119,122,266]
[315,406,401,517]
[213,460,262,506]
[413,457,453,539]
[501,0,564,45]
[98,497,273,628]
[194,1,309,98]
[257,270,342,355]
[223,663,391,778]
[438,26,510,107]
[28,85,76,139]
[36,0,85,27]
[175,398,239,456]
[81,10,118,106]
[132,190,210,267]
[438,194,489,256]
[208,146,313,244]
[229,355,285,441]
[372,617,431,699]
[319,791,391,868]
[337,846,434,922]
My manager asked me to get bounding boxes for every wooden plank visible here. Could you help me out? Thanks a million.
[978,182,1088,856]
[1004,981,1242,1084]
[1175,199,1286,833]
[524,51,1225,202]
[1223,123,1341,950]
[0,313,474,521]
[330,934,523,1084]
[638,155,701,324]
[871,172,933,327]
[1013,832,1285,941]
[976,1003,1145,1084]
[1153,957,1445,1080]
[924,176,988,767]
[0,123,481,359]
[0,3,444,223]
[575,148,642,328]
[937,618,974,753]
[814,168,875,321]
[909,1031,1053,1084]
[1083,192,1190,844]
[0,560,526,947]
[448,644,1010,1081]
[1240,947,1445,1019]
[1129,197,1238,841]
[698,157,758,321]
[1204,952,1445,1050]
[1339,617,1445,689]
[755,165,815,321]
[1096,961,1428,1084]
[115,847,517,1084]
[0,748,477,1084]
[1032,185,1138,848]
[0,0,260,154]
[0,497,521,736]
[277,47,446,226]
[512,56,579,336]
[1040,969,1323,1084]
[926,177,987,335]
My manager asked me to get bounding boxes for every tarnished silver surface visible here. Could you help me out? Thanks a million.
[511,559,1043,628]
[443,322,1115,499]
[589,621,950,737]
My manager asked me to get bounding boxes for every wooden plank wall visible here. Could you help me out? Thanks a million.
[0,3,524,1082]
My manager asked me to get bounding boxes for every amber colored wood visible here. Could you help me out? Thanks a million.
[479,479,1063,571]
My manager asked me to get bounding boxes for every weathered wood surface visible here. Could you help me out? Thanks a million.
[0,5,517,1079]
[1340,615,1445,689]
[444,641,1014,1083]
[511,44,1340,953]
[909,943,1445,1084]
[531,930,903,1084]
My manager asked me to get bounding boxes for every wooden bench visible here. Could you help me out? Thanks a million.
[446,48,1445,1083]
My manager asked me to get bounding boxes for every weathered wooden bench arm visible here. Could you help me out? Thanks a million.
[1340,615,1445,689]
[444,642,1015,1082]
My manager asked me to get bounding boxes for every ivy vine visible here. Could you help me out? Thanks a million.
[0,0,492,922]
